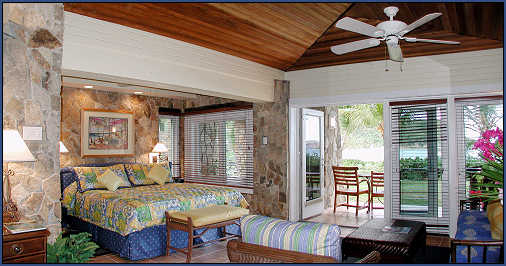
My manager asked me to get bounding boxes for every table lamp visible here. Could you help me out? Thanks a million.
[150,143,168,163]
[3,129,36,223]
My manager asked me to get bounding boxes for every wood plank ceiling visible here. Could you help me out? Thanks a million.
[64,2,503,72]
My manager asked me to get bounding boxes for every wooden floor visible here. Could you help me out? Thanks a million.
[89,240,231,263]
[88,207,448,263]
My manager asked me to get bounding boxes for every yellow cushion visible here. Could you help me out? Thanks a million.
[487,200,503,240]
[170,205,249,227]
[98,169,129,192]
[147,164,170,185]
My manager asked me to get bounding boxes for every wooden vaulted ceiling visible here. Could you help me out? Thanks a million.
[64,2,503,72]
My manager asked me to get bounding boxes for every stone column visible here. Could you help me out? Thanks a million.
[323,106,345,209]
[3,3,64,242]
[250,80,289,219]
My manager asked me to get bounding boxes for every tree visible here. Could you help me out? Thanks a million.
[339,104,384,150]
[464,104,502,135]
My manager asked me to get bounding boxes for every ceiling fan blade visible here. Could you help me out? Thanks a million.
[387,44,404,62]
[331,38,381,55]
[397,13,442,36]
[404,37,460,45]
[335,17,384,37]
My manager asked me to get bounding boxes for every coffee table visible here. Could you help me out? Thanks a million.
[342,219,426,263]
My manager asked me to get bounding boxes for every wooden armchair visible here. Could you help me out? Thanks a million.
[370,171,384,212]
[227,239,381,263]
[332,166,370,216]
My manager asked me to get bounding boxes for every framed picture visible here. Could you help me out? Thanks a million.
[81,109,135,157]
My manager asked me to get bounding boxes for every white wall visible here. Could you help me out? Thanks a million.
[287,48,503,106]
[62,12,284,102]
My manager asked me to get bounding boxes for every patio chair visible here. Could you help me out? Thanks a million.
[370,171,384,212]
[332,166,370,216]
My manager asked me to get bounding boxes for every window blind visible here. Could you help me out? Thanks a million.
[159,115,180,177]
[455,97,503,204]
[184,109,253,188]
[390,99,449,234]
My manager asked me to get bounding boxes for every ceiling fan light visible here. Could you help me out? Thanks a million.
[387,44,404,62]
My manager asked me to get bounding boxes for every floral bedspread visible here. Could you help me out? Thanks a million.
[62,182,249,236]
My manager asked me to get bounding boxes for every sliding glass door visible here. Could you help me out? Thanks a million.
[390,100,449,233]
[456,97,503,203]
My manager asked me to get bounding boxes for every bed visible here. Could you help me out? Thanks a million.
[60,163,248,260]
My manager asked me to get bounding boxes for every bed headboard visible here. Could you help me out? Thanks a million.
[59,162,136,195]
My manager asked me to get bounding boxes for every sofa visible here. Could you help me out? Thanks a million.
[450,200,504,263]
[231,214,381,263]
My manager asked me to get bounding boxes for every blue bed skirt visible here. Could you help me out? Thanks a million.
[65,214,240,261]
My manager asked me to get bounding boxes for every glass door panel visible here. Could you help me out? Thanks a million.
[305,114,322,202]
[302,108,324,219]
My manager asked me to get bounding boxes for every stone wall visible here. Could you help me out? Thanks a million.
[3,3,64,242]
[60,87,235,168]
[249,80,289,219]
[60,87,187,167]
[323,106,345,209]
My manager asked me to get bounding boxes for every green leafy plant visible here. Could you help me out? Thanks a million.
[47,232,99,263]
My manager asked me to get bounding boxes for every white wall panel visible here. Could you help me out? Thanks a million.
[287,49,503,106]
[62,12,284,102]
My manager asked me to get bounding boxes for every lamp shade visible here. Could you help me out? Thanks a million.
[3,130,36,162]
[152,143,168,153]
[59,141,69,153]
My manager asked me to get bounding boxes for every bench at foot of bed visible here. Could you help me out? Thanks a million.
[165,205,249,263]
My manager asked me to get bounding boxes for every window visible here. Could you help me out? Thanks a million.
[390,99,449,234]
[159,115,180,177]
[184,109,253,188]
[456,97,503,203]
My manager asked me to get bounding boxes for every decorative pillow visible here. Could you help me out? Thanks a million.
[487,200,503,240]
[147,165,170,185]
[124,162,173,186]
[98,169,130,192]
[74,164,130,192]
[124,164,156,186]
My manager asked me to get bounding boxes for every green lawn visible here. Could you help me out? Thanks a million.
[351,180,442,209]
[309,176,442,209]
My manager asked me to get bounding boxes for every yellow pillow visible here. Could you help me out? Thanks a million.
[487,200,503,240]
[98,169,126,192]
[147,164,170,185]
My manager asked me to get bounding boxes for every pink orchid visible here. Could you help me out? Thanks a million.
[473,127,503,161]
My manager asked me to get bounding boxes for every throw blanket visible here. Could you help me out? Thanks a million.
[62,182,249,236]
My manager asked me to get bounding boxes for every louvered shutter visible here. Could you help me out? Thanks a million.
[184,109,253,188]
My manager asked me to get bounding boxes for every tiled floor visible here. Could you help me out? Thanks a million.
[88,207,448,263]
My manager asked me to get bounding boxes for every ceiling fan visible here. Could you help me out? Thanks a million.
[330,6,460,62]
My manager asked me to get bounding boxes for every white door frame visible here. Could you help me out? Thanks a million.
[289,107,301,221]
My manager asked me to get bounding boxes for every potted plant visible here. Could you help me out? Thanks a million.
[47,232,99,263]
[470,127,503,240]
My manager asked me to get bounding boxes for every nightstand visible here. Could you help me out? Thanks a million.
[2,228,50,263]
